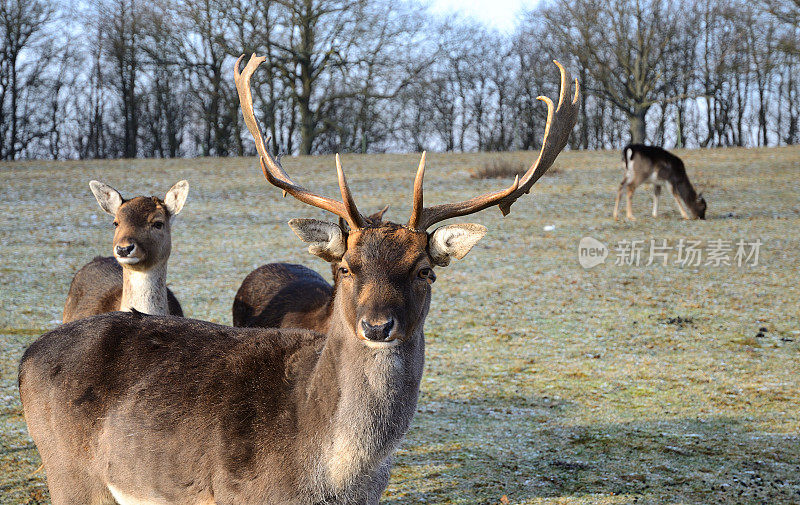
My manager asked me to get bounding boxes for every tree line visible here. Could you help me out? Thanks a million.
[1,0,798,160]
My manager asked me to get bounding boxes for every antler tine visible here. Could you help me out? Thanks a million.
[335,154,364,229]
[235,54,364,229]
[497,61,580,216]
[234,55,291,184]
[409,60,579,231]
[407,151,426,230]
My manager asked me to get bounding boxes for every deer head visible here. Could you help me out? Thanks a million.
[90,181,189,271]
[695,193,707,219]
[235,54,578,347]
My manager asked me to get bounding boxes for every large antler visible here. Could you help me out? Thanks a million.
[234,54,364,230]
[408,61,580,231]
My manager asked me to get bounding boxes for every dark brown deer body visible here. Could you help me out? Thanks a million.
[232,207,387,330]
[232,262,333,330]
[62,181,190,323]
[19,55,578,504]
[613,144,706,221]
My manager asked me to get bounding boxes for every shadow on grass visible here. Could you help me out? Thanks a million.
[386,397,800,504]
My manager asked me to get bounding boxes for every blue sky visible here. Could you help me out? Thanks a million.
[427,0,538,32]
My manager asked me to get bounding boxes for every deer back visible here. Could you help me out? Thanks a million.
[232,263,333,330]
[63,256,183,323]
[19,312,327,503]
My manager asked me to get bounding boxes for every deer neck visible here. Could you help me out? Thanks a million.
[301,307,426,495]
[672,178,700,213]
[120,263,170,315]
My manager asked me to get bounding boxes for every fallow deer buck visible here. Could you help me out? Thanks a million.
[62,181,189,322]
[232,205,388,331]
[19,54,578,505]
[613,144,707,221]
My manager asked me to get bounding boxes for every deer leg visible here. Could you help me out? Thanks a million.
[652,185,661,217]
[613,182,626,221]
[366,458,393,505]
[668,183,690,219]
[625,185,636,221]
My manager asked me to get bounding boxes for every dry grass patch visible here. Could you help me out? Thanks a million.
[469,158,562,179]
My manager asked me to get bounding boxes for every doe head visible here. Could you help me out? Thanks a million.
[89,180,189,271]
[695,193,707,220]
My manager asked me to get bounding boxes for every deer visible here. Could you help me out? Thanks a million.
[613,144,706,221]
[18,54,578,505]
[61,180,189,323]
[232,205,388,331]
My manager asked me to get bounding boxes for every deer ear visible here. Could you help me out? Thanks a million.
[369,204,389,222]
[164,180,190,217]
[89,180,123,216]
[428,223,487,267]
[288,218,346,262]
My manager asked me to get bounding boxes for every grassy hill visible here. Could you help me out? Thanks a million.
[1,146,798,504]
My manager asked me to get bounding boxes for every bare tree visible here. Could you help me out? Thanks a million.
[543,0,692,144]
[0,0,55,159]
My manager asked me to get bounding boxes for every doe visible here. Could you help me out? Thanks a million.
[613,144,706,221]
[62,181,189,322]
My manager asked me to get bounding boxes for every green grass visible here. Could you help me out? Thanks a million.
[1,147,799,504]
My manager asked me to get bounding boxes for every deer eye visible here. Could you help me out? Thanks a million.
[338,266,350,276]
[113,221,119,227]
[418,267,435,283]
[152,221,164,229]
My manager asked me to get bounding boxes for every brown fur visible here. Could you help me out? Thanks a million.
[613,144,707,221]
[112,196,173,271]
[21,222,444,504]
[232,207,388,331]
[63,256,183,323]
[63,190,185,323]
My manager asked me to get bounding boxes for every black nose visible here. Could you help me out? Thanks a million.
[115,244,135,257]
[361,318,395,341]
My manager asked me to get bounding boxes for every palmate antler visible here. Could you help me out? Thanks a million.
[407,61,580,230]
[235,54,579,232]
[234,54,365,230]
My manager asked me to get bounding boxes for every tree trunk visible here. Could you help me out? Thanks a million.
[628,105,648,144]
[579,66,588,149]
[299,96,314,155]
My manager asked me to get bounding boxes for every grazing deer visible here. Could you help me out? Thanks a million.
[62,181,189,323]
[613,144,706,221]
[232,206,388,331]
[18,55,578,505]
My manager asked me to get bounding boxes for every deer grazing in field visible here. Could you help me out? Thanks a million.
[18,54,578,505]
[613,144,706,221]
[62,181,189,323]
[232,205,388,330]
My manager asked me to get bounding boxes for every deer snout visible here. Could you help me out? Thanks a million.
[115,243,136,257]
[114,243,141,265]
[360,318,395,342]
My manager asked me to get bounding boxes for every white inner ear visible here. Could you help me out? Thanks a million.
[288,218,346,261]
[164,180,190,217]
[429,223,487,266]
[89,180,123,216]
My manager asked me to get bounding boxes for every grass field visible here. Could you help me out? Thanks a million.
[1,146,798,504]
